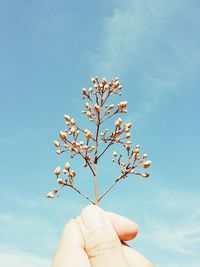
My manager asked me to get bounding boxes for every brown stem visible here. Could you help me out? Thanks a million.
[101,110,118,124]
[97,140,114,160]
[98,168,134,202]
[67,184,95,204]
[98,177,121,202]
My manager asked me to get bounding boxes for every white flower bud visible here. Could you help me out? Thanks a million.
[65,162,70,171]
[143,160,152,169]
[57,178,65,185]
[70,170,76,178]
[113,151,117,157]
[82,88,87,95]
[55,167,61,176]
[71,141,77,147]
[70,118,75,125]
[94,104,101,113]
[141,173,150,178]
[86,131,93,140]
[115,118,122,128]
[64,114,70,122]
[54,140,60,147]
[102,77,107,85]
[91,77,96,83]
[86,111,92,117]
[85,102,90,109]
[47,192,55,199]
[125,133,131,138]
[59,131,67,140]
[109,104,115,109]
[70,127,76,134]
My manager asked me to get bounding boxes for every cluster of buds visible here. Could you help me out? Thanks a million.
[46,162,77,198]
[111,144,152,179]
[48,76,152,204]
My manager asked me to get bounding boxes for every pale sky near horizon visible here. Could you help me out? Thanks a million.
[0,0,200,266]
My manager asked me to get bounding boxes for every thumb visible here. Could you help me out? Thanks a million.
[79,205,129,267]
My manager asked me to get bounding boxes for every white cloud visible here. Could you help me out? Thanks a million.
[0,246,50,267]
[88,0,200,120]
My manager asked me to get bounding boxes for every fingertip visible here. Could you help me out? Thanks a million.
[107,212,140,241]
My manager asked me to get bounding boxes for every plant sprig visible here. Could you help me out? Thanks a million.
[47,76,152,205]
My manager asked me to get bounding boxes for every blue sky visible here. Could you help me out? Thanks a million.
[0,0,200,266]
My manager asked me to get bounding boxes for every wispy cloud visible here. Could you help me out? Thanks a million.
[0,245,50,267]
[88,0,200,119]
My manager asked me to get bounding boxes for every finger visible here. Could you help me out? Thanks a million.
[107,212,139,241]
[123,245,154,267]
[79,205,129,267]
[52,219,91,267]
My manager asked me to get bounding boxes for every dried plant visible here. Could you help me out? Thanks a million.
[47,76,151,205]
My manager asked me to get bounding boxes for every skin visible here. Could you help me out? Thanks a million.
[52,205,154,267]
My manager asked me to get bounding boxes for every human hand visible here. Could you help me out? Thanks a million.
[52,205,154,267]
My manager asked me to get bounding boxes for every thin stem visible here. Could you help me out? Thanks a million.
[98,169,133,202]
[67,184,95,204]
[93,163,99,205]
[79,151,95,176]
[98,176,121,202]
[101,110,118,124]
[97,140,114,160]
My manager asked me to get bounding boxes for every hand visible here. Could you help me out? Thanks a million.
[52,205,154,267]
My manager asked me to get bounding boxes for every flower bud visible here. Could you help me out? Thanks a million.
[102,77,107,85]
[86,111,92,117]
[85,102,90,109]
[143,153,148,158]
[55,167,61,176]
[142,173,150,178]
[70,118,75,125]
[134,148,140,154]
[94,104,101,113]
[71,127,76,134]
[64,114,70,122]
[115,118,122,128]
[88,87,93,92]
[56,150,62,155]
[86,131,93,140]
[125,133,131,138]
[143,160,152,169]
[113,81,119,88]
[47,192,55,199]
[71,141,77,148]
[104,84,109,90]
[109,104,115,109]
[91,77,96,83]
[59,131,67,140]
[113,151,117,157]
[118,101,127,109]
[70,170,76,178]
[82,88,87,95]
[54,140,60,147]
[57,178,65,185]
[65,162,70,171]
